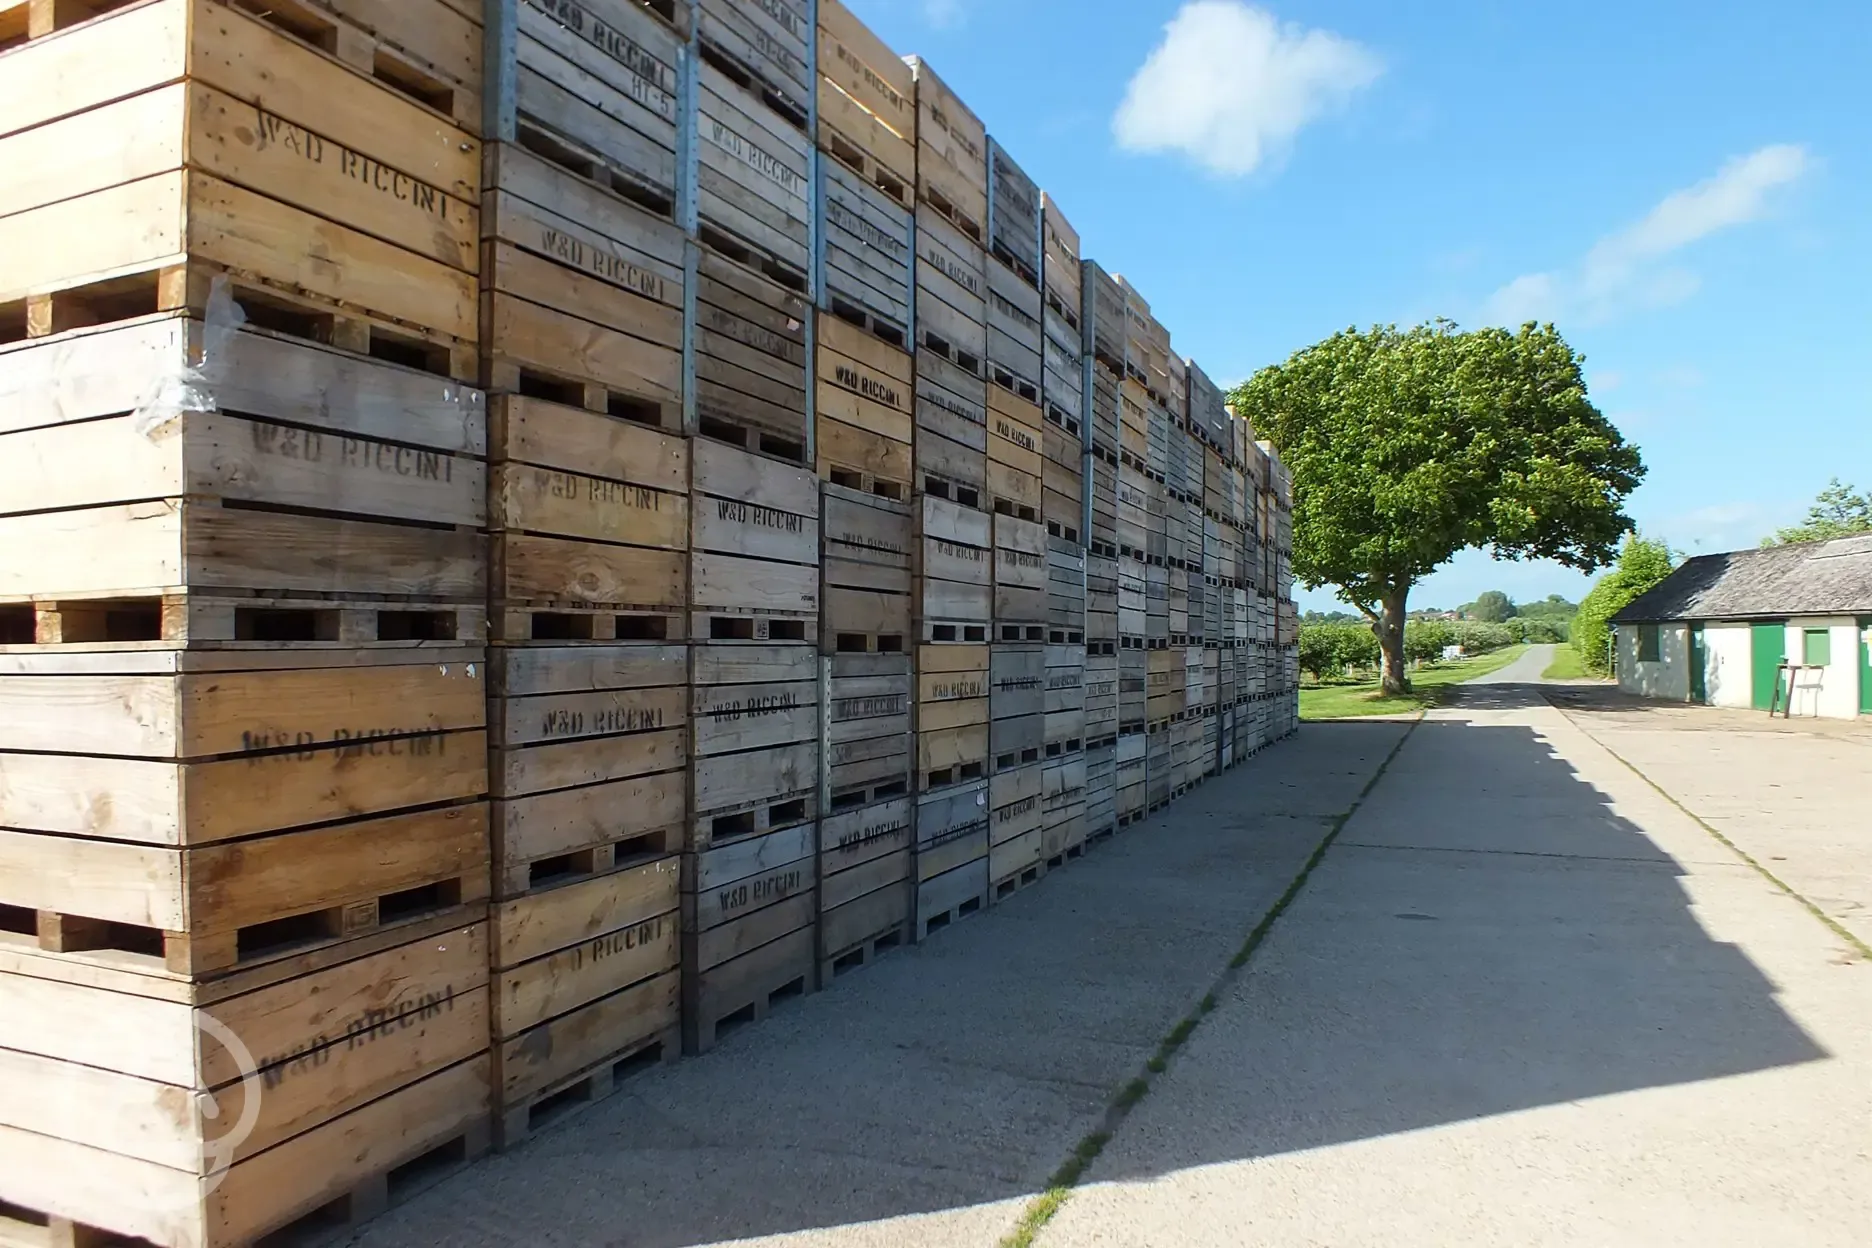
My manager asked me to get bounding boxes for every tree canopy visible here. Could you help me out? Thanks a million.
[1231,321,1644,692]
[1468,590,1517,622]
[1763,479,1872,546]
[1572,536,1676,673]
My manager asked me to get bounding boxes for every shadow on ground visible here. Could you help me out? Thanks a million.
[352,696,1824,1248]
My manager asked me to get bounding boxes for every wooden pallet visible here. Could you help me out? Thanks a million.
[683,923,814,1053]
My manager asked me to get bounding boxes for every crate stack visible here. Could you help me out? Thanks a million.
[1037,193,1088,865]
[681,0,825,1052]
[0,1,496,1242]
[982,133,1050,901]
[1185,360,1224,783]
[1267,444,1301,738]
[1081,259,1125,837]
[479,0,691,1135]
[813,0,918,985]
[905,55,995,937]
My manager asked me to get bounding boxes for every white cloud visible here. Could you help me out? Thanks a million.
[1112,1,1382,178]
[1484,144,1810,326]
[920,0,964,28]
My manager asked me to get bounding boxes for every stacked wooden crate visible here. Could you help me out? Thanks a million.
[1081,260,1124,835]
[982,130,1049,900]
[0,1,495,1241]
[811,0,918,985]
[1036,193,1088,862]
[480,0,689,1135]
[695,0,814,462]
[905,55,995,937]
[684,442,821,1050]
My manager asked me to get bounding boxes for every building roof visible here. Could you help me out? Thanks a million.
[1613,535,1872,624]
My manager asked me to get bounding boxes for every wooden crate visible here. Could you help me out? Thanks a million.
[916,496,992,643]
[913,779,989,939]
[1119,646,1147,729]
[986,137,1039,287]
[1042,306,1084,431]
[1115,729,1146,821]
[0,316,488,638]
[1117,558,1147,638]
[1047,540,1086,642]
[915,202,986,372]
[992,514,1047,637]
[0,925,491,1248]
[1085,651,1118,740]
[905,56,986,243]
[916,642,988,790]
[817,315,914,502]
[1090,449,1119,546]
[1084,739,1116,833]
[1043,426,1084,541]
[817,794,912,981]
[1041,193,1081,330]
[488,396,687,632]
[697,0,810,128]
[696,248,811,461]
[1042,749,1087,859]
[816,69,911,211]
[989,643,1045,770]
[828,652,912,806]
[821,158,913,348]
[985,256,1042,403]
[0,651,489,971]
[690,439,820,639]
[822,484,913,653]
[488,643,687,894]
[481,142,683,425]
[1087,365,1121,462]
[1082,259,1126,378]
[489,856,679,1144]
[914,347,988,504]
[986,385,1044,525]
[697,61,811,290]
[682,821,816,1052]
[502,0,681,217]
[818,0,913,161]
[1045,644,1086,750]
[689,643,819,847]
[1,1,482,369]
[988,760,1044,894]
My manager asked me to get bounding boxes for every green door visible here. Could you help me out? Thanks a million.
[1750,621,1787,710]
[1689,623,1708,704]
[1860,618,1872,715]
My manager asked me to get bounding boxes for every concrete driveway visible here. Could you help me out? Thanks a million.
[1038,681,1871,1248]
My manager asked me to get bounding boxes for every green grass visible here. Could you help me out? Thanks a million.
[1540,645,1593,681]
[1299,645,1530,721]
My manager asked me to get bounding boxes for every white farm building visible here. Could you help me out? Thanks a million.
[1610,536,1872,718]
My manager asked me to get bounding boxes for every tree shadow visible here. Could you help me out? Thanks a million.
[350,705,1825,1248]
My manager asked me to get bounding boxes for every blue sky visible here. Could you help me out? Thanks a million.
[847,0,1872,613]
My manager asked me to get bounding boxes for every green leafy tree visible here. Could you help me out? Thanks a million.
[1763,479,1872,546]
[1469,590,1517,622]
[1404,619,1455,663]
[1572,536,1676,674]
[1232,321,1645,694]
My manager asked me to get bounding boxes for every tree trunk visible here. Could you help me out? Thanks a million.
[1378,584,1411,695]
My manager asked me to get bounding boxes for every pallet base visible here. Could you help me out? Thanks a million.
[683,928,816,1054]
[495,1025,679,1150]
[991,860,1046,902]
[818,919,910,986]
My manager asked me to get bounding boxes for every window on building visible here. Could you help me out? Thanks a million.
[1637,625,1662,663]
[1803,628,1831,667]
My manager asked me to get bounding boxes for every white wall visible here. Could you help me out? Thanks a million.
[1783,618,1862,719]
[1615,623,1690,702]
[1702,622,1753,709]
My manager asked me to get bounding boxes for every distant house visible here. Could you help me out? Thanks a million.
[1610,536,1872,718]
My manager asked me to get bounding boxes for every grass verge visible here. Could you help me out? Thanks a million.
[1540,646,1593,681]
[997,718,1422,1248]
[1300,645,1530,721]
